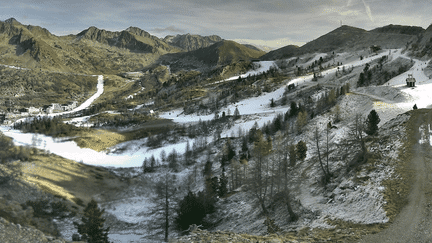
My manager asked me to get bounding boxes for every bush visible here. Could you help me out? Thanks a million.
[23,199,71,219]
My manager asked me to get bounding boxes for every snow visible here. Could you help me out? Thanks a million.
[0,127,193,167]
[224,61,277,81]
[10,75,104,126]
[50,75,104,116]
[2,49,427,170]
[0,63,29,70]
[2,49,429,241]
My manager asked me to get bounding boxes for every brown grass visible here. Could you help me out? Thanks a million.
[19,153,126,205]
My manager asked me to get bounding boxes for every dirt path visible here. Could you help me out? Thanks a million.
[358,144,432,242]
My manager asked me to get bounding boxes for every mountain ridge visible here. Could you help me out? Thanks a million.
[164,33,223,51]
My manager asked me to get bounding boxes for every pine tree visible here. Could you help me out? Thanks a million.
[270,98,275,108]
[296,141,307,161]
[234,107,240,118]
[413,104,418,110]
[74,199,110,243]
[365,109,380,135]
[175,191,204,231]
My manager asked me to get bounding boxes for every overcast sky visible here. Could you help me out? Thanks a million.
[1,0,430,48]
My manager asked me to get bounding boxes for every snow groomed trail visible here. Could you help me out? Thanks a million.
[52,75,104,116]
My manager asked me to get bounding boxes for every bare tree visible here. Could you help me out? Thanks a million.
[313,126,331,183]
[248,130,272,215]
[340,114,368,168]
[274,131,298,221]
[147,171,177,242]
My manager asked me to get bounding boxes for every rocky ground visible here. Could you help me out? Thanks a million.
[0,217,75,243]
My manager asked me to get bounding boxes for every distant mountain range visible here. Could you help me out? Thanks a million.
[262,24,432,60]
[1,18,432,74]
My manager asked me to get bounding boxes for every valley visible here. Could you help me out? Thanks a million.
[1,17,432,243]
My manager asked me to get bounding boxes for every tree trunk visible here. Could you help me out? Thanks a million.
[165,182,169,242]
[259,197,269,216]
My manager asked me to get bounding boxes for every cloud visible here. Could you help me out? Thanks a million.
[232,37,306,49]
[362,0,374,22]
[151,26,185,34]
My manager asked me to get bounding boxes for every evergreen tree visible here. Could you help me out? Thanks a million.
[365,109,381,135]
[203,160,212,177]
[175,191,204,232]
[296,141,307,161]
[142,158,148,172]
[234,107,240,118]
[413,104,418,110]
[167,149,178,171]
[289,101,298,117]
[74,199,110,243]
[358,72,365,86]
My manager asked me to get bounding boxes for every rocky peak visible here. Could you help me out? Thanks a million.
[126,26,151,38]
[164,33,223,51]
[4,18,21,25]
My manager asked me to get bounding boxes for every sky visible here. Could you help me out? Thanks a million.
[1,0,431,49]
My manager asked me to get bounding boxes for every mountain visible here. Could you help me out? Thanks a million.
[260,45,299,60]
[300,25,368,53]
[370,24,424,35]
[160,40,266,71]
[0,19,180,73]
[76,26,178,54]
[241,44,263,52]
[263,24,425,60]
[0,18,63,69]
[164,33,222,51]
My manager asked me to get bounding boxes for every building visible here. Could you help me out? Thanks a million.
[406,74,416,87]
[47,103,63,113]
[28,107,42,114]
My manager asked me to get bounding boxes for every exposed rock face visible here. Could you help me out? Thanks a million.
[164,33,223,51]
[419,24,432,52]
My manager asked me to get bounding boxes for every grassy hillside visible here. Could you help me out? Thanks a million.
[161,40,265,72]
[0,66,97,109]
